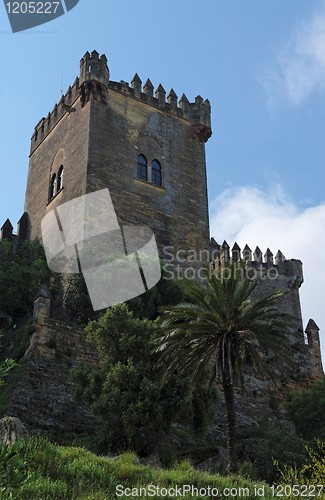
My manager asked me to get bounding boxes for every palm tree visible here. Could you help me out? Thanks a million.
[153,262,296,473]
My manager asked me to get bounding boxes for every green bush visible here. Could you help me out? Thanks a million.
[0,442,29,497]
[0,240,56,320]
[285,378,325,440]
[277,441,325,499]
[238,423,307,483]
[71,303,217,458]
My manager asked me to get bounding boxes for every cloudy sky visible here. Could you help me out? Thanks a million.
[0,1,324,362]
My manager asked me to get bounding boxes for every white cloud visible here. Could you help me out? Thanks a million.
[210,185,325,365]
[263,5,325,107]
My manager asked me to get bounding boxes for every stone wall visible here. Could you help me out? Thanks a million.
[5,319,98,435]
[24,50,212,260]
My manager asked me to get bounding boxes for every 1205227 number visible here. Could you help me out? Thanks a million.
[6,2,60,14]
[271,484,324,497]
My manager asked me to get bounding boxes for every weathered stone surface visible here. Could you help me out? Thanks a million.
[24,51,211,263]
[4,49,322,443]
[5,320,99,435]
[0,416,28,446]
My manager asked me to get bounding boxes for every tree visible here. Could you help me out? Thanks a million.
[153,263,294,473]
[64,261,184,324]
[285,378,325,440]
[72,303,217,458]
[0,240,55,319]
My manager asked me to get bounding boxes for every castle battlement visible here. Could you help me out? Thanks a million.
[212,240,304,287]
[0,213,29,250]
[30,50,212,155]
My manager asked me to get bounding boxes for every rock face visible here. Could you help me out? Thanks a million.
[3,319,99,436]
[0,416,29,446]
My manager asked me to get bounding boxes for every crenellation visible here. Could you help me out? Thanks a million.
[243,244,252,262]
[211,241,303,279]
[275,249,285,265]
[30,78,82,155]
[264,248,273,265]
[30,51,212,155]
[167,88,178,112]
[143,78,154,100]
[253,246,263,263]
[220,240,230,265]
[0,214,29,247]
[0,219,13,241]
[3,48,322,440]
[131,73,142,98]
[179,93,189,117]
[155,83,166,108]
[232,242,241,262]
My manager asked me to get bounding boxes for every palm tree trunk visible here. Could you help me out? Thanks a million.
[222,365,237,473]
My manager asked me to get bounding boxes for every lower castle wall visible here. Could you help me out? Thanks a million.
[5,319,99,435]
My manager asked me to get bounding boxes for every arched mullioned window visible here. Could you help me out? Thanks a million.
[57,165,64,191]
[49,174,57,200]
[137,154,148,181]
[151,159,162,186]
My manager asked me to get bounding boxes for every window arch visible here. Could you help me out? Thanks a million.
[49,173,57,200]
[151,159,162,186]
[57,165,64,191]
[137,154,147,181]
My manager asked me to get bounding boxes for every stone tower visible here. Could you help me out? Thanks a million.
[24,50,212,260]
[212,241,324,380]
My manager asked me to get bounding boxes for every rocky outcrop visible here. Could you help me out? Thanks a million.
[0,416,28,446]
[3,319,99,436]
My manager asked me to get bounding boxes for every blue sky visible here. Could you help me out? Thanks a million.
[1,0,325,362]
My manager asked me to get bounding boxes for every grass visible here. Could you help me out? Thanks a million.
[4,437,275,499]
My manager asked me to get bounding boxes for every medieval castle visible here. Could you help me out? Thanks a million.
[0,50,323,433]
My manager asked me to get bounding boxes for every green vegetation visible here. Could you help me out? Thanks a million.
[285,378,325,440]
[8,437,274,499]
[153,263,294,473]
[0,240,58,320]
[0,358,16,389]
[238,423,307,483]
[0,363,26,418]
[72,303,217,460]
[0,441,29,498]
[64,262,184,324]
[0,242,323,492]
[277,440,325,499]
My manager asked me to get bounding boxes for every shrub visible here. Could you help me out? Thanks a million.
[238,423,307,483]
[72,303,217,458]
[285,379,325,440]
[0,442,29,497]
[277,440,325,499]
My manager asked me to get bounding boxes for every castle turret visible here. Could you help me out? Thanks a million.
[79,50,109,106]
[33,285,51,324]
[79,50,109,87]
[0,219,13,241]
[305,319,324,378]
[189,96,212,143]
